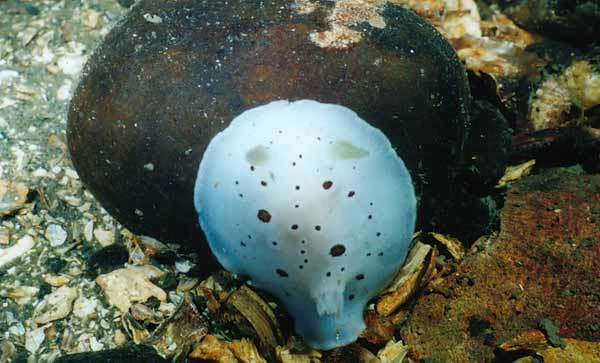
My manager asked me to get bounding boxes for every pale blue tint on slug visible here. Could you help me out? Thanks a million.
[194,100,416,349]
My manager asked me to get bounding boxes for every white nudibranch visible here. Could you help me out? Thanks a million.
[194,99,416,350]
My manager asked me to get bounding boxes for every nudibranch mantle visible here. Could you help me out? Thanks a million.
[194,99,416,349]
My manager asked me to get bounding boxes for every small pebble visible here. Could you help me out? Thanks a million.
[45,224,68,247]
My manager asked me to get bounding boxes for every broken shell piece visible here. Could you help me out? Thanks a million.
[429,233,465,260]
[93,228,114,247]
[229,339,267,363]
[0,339,16,362]
[227,285,283,352]
[148,295,208,358]
[72,295,99,319]
[189,335,237,362]
[121,313,150,344]
[5,285,39,305]
[376,242,434,317]
[189,335,266,363]
[530,61,600,131]
[176,276,199,293]
[499,329,600,362]
[96,266,167,313]
[137,234,170,257]
[496,160,536,188]
[34,286,78,324]
[377,339,409,363]
[130,303,162,324]
[45,224,68,247]
[0,235,35,269]
[276,345,322,363]
[42,274,72,287]
[25,325,49,354]
[0,226,10,245]
[500,329,551,352]
[324,343,379,363]
[0,180,29,217]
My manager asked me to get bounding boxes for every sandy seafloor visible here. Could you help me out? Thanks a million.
[0,1,142,360]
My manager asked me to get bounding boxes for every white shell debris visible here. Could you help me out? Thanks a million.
[0,235,35,269]
[175,259,194,273]
[25,325,49,354]
[96,266,167,313]
[93,228,114,247]
[73,295,99,319]
[377,339,409,363]
[0,180,29,217]
[56,81,73,101]
[0,70,19,85]
[45,224,68,247]
[57,54,87,75]
[143,13,163,24]
[0,226,10,245]
[34,285,78,324]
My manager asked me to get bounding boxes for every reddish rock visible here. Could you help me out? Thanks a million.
[399,168,600,362]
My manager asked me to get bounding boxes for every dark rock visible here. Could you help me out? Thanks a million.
[67,1,475,269]
[116,0,136,8]
[24,4,40,16]
[491,0,600,46]
[86,243,129,277]
[54,344,167,363]
[46,257,67,274]
[37,282,52,299]
[463,100,512,195]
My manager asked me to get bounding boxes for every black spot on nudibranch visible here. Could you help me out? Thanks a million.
[348,191,356,197]
[250,165,255,171]
[323,181,333,190]
[315,225,321,231]
[291,224,299,230]
[276,269,288,277]
[349,294,355,300]
[295,185,300,190]
[257,209,271,223]
[356,274,364,280]
[330,244,346,257]
[260,180,267,186]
